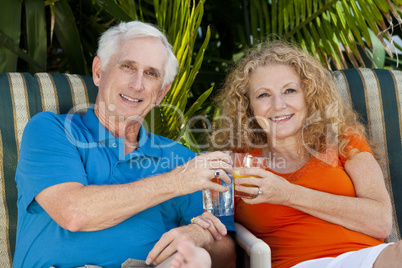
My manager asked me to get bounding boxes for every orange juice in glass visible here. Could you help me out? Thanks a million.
[233,153,265,198]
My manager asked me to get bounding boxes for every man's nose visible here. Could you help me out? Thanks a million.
[129,72,144,91]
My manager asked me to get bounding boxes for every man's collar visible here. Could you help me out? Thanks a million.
[83,106,162,159]
[83,106,112,142]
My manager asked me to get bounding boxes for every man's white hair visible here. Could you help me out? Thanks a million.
[97,21,179,88]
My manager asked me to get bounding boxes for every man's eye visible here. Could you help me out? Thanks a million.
[146,71,159,77]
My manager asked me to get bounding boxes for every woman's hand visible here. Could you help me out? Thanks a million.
[234,168,294,205]
[190,212,228,241]
[236,152,392,239]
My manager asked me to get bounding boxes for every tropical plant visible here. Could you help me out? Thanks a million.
[0,0,211,151]
[249,0,402,69]
[2,0,402,147]
[193,0,402,130]
[144,0,212,151]
[200,0,402,73]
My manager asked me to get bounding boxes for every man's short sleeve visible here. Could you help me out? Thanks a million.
[16,112,88,212]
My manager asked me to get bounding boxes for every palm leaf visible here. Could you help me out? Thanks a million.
[25,0,47,73]
[53,0,88,75]
[0,30,45,71]
[94,0,135,21]
[247,0,402,70]
[367,28,386,68]
[144,0,212,143]
[0,0,21,72]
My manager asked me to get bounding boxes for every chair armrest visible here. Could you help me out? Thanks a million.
[234,222,271,268]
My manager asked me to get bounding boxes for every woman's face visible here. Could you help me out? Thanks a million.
[248,64,308,145]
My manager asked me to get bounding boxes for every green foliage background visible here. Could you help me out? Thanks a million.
[1,0,402,150]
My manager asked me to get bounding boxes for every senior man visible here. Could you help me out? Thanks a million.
[13,21,235,268]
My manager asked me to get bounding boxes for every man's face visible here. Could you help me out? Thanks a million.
[93,36,171,124]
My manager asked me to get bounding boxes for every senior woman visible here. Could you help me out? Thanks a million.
[193,41,402,268]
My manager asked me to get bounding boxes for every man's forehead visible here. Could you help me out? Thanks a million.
[118,37,167,68]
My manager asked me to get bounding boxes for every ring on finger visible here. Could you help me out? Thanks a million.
[214,170,220,178]
[253,187,263,199]
[190,217,195,224]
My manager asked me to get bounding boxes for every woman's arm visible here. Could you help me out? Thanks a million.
[237,152,393,239]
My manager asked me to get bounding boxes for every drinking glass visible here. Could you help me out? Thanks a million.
[233,153,265,198]
[202,151,234,216]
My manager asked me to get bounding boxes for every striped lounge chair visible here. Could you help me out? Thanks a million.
[0,72,98,267]
[0,70,402,267]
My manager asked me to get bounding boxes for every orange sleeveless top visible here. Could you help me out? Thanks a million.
[234,136,383,268]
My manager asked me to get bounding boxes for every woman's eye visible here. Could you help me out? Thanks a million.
[285,88,296,94]
[257,93,270,98]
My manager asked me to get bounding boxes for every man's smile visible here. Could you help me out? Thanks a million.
[120,93,142,103]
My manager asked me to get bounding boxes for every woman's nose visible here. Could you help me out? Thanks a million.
[272,95,287,110]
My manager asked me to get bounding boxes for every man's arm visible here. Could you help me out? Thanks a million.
[146,223,236,267]
[35,151,233,232]
[35,176,181,232]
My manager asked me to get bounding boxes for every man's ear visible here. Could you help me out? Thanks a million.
[92,56,102,86]
[155,83,172,105]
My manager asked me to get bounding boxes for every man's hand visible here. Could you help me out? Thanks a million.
[146,224,213,266]
[190,212,228,241]
[170,151,233,196]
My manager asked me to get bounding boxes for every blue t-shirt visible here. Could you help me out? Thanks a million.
[13,108,235,268]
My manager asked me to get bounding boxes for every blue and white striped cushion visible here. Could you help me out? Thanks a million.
[0,72,98,267]
[334,68,402,243]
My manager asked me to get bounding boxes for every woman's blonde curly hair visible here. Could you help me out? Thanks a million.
[211,40,368,161]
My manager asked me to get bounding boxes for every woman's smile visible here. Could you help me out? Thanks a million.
[269,114,294,123]
[249,64,307,144]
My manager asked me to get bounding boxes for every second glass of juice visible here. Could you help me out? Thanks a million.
[233,153,265,198]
